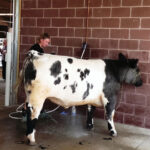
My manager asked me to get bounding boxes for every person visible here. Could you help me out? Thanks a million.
[29,33,50,53]
[0,39,7,80]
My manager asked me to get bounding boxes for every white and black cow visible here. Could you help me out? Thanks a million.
[18,50,142,145]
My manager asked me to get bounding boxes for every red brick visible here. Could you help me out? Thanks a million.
[95,108,104,119]
[75,29,91,38]
[59,28,74,37]
[52,0,67,8]
[60,9,75,17]
[121,18,140,28]
[141,19,150,28]
[58,47,73,56]
[38,0,51,8]
[140,73,147,84]
[148,75,150,84]
[23,0,37,8]
[44,28,58,36]
[52,19,66,27]
[131,30,150,40]
[140,40,150,50]
[135,106,146,116]
[68,19,83,27]
[21,10,43,17]
[44,9,59,17]
[136,84,150,95]
[37,18,51,27]
[112,8,130,17]
[23,18,36,27]
[66,38,82,47]
[122,0,141,6]
[92,29,109,38]
[117,103,134,114]
[102,0,121,7]
[139,63,150,73]
[143,0,150,5]
[76,8,92,17]
[86,0,102,7]
[132,7,150,17]
[114,112,123,123]
[128,51,149,62]
[101,39,118,49]
[87,39,100,48]
[145,107,150,117]
[111,29,129,39]
[102,18,119,28]
[93,8,111,17]
[87,19,101,28]
[22,36,35,45]
[51,37,65,46]
[147,96,150,106]
[21,27,43,36]
[125,93,146,106]
[91,49,108,59]
[74,47,90,59]
[124,114,144,127]
[119,40,138,50]
[108,50,127,59]
[145,117,150,128]
[68,0,84,7]
[44,46,57,54]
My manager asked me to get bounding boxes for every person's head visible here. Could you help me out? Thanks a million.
[3,39,7,46]
[38,33,50,48]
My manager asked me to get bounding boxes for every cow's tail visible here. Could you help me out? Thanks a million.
[14,69,24,94]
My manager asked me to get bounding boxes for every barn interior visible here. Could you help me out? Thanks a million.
[0,0,150,150]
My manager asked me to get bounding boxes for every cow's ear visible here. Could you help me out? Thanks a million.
[129,59,139,68]
[118,53,127,62]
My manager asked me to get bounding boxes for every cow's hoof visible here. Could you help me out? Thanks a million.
[86,124,94,130]
[110,130,117,137]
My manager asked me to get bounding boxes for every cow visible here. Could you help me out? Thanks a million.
[17,50,142,145]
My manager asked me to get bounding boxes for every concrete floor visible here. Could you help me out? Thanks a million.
[0,79,5,106]
[0,106,150,150]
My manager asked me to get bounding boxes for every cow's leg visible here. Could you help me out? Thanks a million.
[86,105,96,130]
[26,100,44,145]
[105,96,117,137]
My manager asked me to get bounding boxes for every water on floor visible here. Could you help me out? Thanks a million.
[0,107,150,150]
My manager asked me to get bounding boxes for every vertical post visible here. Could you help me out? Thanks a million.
[5,32,12,106]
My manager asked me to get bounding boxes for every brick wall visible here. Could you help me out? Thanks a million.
[20,0,150,128]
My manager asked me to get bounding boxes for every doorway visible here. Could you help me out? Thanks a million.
[0,0,20,106]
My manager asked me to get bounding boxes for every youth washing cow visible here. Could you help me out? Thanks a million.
[18,50,142,145]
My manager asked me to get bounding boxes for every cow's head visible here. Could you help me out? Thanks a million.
[119,53,143,87]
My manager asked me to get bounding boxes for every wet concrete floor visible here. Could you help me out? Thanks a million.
[0,106,150,150]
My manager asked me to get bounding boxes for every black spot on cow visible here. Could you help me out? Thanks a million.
[77,69,81,72]
[79,68,90,81]
[84,69,90,76]
[63,74,69,80]
[90,84,93,89]
[25,62,36,85]
[108,122,113,131]
[50,61,61,77]
[83,82,90,100]
[70,82,78,93]
[67,58,73,64]
[63,86,67,89]
[54,77,61,85]
[80,71,85,81]
[65,69,68,72]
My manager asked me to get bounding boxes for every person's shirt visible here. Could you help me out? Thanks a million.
[0,45,7,60]
[29,43,44,53]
